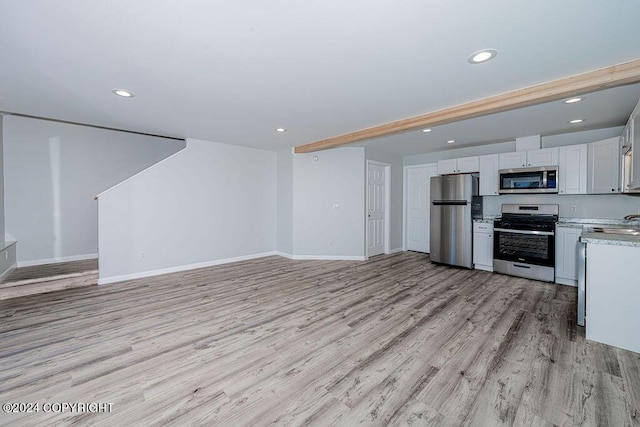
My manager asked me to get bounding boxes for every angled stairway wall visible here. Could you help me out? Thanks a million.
[3,115,185,266]
[96,138,277,284]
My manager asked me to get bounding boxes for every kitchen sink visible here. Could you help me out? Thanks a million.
[591,227,640,236]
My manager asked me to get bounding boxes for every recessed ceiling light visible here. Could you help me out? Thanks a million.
[422,128,432,133]
[467,49,498,64]
[112,89,135,98]
[569,119,585,124]
[447,140,455,144]
[563,97,583,104]
[275,127,287,132]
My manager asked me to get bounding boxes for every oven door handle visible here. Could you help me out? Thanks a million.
[494,228,554,236]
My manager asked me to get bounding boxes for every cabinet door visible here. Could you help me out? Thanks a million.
[479,154,499,196]
[558,144,587,195]
[527,147,559,167]
[456,156,480,173]
[555,226,581,284]
[631,108,640,189]
[437,159,457,175]
[473,231,493,270]
[499,152,527,169]
[588,137,620,194]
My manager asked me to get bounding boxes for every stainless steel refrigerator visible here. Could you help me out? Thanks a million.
[430,174,480,268]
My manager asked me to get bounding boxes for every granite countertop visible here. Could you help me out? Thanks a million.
[558,217,640,227]
[557,218,640,247]
[580,230,640,248]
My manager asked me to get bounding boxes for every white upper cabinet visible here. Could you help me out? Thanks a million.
[499,148,559,169]
[558,144,587,195]
[457,156,480,173]
[437,156,479,175]
[437,159,457,175]
[527,147,559,167]
[588,137,620,194]
[499,151,527,169]
[479,154,499,196]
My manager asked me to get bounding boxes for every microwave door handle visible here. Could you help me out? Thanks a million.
[542,171,547,189]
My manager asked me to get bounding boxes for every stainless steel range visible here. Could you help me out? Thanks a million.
[493,204,558,282]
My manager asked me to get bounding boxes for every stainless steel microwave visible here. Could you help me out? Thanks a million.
[498,166,558,194]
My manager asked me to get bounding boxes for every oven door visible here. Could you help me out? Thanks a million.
[493,227,555,267]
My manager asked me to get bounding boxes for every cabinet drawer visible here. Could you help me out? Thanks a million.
[473,222,493,233]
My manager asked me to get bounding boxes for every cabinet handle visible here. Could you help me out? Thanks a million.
[522,164,525,167]
[611,189,615,191]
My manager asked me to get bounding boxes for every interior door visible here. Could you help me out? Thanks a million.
[406,165,437,252]
[367,163,386,257]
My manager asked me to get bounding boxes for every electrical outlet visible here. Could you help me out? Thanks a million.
[570,206,577,213]
[141,251,146,259]
[256,238,261,245]
[328,240,333,247]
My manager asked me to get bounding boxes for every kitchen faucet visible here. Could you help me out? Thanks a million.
[623,213,640,220]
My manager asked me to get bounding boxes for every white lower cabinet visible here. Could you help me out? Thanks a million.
[473,221,493,272]
[555,225,582,286]
[586,242,640,354]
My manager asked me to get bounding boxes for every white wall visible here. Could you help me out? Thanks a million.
[97,138,277,283]
[292,147,365,258]
[403,126,624,167]
[0,115,4,244]
[3,116,185,265]
[542,126,623,148]
[483,194,640,219]
[365,147,403,251]
[403,141,516,166]
[276,149,293,255]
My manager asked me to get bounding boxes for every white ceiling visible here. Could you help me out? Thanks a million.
[1,1,640,156]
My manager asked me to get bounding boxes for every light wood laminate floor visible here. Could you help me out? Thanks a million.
[2,259,98,283]
[0,252,638,426]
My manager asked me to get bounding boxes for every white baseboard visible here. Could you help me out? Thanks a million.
[17,253,98,268]
[388,248,404,254]
[288,255,366,261]
[98,251,279,285]
[276,252,365,261]
[275,251,293,259]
